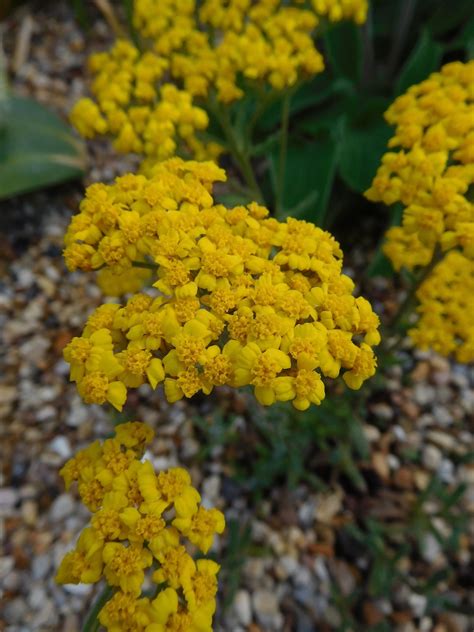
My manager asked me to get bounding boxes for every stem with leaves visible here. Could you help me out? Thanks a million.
[209,98,264,204]
[82,584,114,632]
[383,246,441,352]
[275,93,291,216]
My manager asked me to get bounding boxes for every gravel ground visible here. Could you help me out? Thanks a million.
[1,3,473,631]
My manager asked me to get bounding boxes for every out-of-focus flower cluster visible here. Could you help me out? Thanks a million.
[409,251,474,363]
[134,0,325,104]
[70,40,221,166]
[366,60,474,272]
[56,422,224,632]
[70,0,368,170]
[63,158,380,412]
[296,0,368,24]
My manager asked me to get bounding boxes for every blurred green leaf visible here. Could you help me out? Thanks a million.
[323,21,363,84]
[258,75,353,131]
[366,203,403,277]
[426,0,474,36]
[448,14,474,57]
[338,97,392,193]
[0,95,85,200]
[395,30,443,95]
[270,124,342,225]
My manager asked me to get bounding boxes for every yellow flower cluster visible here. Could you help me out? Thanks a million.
[134,0,325,103]
[70,40,221,165]
[56,422,225,632]
[299,0,368,24]
[409,251,474,363]
[365,61,474,272]
[63,158,380,411]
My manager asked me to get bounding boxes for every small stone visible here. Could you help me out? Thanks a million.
[252,590,280,626]
[35,599,58,627]
[49,436,72,461]
[329,559,356,596]
[0,488,18,511]
[234,590,252,626]
[422,445,442,471]
[28,583,47,610]
[393,467,414,490]
[421,533,442,564]
[414,469,430,490]
[3,569,21,591]
[438,459,455,484]
[50,494,75,522]
[433,407,453,426]
[298,500,316,527]
[392,425,407,442]
[362,601,384,626]
[315,492,342,523]
[372,452,390,480]
[363,424,381,442]
[370,403,393,421]
[4,596,28,623]
[0,556,15,579]
[426,430,456,451]
[201,475,220,505]
[276,555,298,580]
[65,397,89,427]
[408,593,427,618]
[36,405,57,421]
[413,384,436,406]
[0,385,17,405]
[388,454,400,470]
[63,614,81,632]
[63,583,93,596]
[22,499,38,525]
[32,553,51,580]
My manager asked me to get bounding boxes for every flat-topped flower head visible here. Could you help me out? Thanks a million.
[56,423,224,631]
[64,158,380,410]
[365,61,474,361]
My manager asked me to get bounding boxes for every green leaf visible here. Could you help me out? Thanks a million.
[366,202,403,277]
[395,30,443,95]
[258,75,353,131]
[448,14,474,57]
[426,0,474,36]
[338,97,392,192]
[0,95,85,200]
[270,129,341,226]
[323,21,363,84]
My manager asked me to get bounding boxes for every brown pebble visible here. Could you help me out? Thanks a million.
[391,610,413,624]
[371,452,390,480]
[393,467,414,490]
[362,601,384,626]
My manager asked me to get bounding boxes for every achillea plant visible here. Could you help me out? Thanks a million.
[56,421,224,632]
[366,60,474,268]
[62,157,380,412]
[70,0,368,181]
[409,251,474,363]
[366,60,474,361]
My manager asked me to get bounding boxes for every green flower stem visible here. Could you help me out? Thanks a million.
[82,584,115,632]
[210,99,264,204]
[132,260,158,270]
[383,247,441,352]
[275,92,291,216]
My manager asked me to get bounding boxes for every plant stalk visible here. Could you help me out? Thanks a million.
[275,93,291,216]
[210,99,264,204]
[82,584,114,632]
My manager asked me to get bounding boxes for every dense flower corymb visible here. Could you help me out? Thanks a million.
[409,251,474,363]
[365,60,474,361]
[63,158,380,411]
[71,0,368,171]
[56,422,224,632]
[366,60,474,272]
